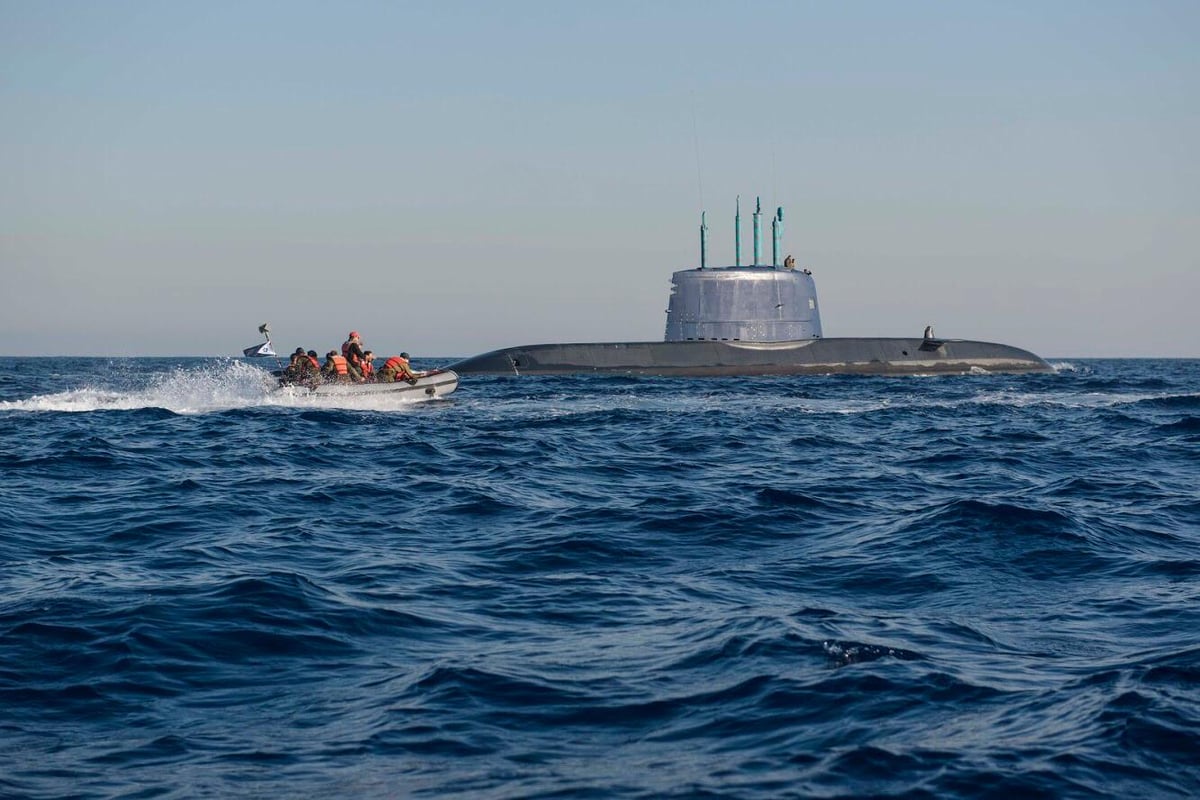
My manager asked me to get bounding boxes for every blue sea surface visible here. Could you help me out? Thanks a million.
[1,357,1198,798]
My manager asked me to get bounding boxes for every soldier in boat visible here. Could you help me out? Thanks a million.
[321,350,355,383]
[282,347,321,385]
[378,353,418,384]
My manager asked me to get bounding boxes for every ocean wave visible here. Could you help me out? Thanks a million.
[906,498,1084,541]
[823,640,924,666]
[1155,415,1200,434]
[1133,393,1200,410]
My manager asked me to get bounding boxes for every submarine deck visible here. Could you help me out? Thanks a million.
[448,337,1053,377]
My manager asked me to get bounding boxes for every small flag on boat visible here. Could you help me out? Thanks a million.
[242,341,276,357]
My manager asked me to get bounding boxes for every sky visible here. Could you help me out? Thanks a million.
[2,1,1197,358]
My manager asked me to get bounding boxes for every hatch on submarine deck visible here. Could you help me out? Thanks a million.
[448,198,1051,377]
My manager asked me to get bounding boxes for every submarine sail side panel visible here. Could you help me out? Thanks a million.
[664,267,822,343]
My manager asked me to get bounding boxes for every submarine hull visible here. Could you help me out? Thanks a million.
[448,338,1053,377]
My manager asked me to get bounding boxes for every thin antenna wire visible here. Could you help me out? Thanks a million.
[691,90,704,213]
[765,34,782,216]
[770,125,779,215]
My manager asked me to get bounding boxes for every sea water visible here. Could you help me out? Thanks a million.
[0,357,1197,798]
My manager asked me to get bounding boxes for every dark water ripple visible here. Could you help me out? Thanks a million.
[1,357,1198,798]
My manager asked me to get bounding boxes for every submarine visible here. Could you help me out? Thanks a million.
[449,198,1051,377]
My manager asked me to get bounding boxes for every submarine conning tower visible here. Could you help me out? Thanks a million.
[664,197,823,343]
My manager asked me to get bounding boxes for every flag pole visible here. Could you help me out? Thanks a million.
[258,323,283,370]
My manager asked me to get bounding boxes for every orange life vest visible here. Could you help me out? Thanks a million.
[329,355,349,376]
[383,356,409,373]
[342,340,363,368]
[306,355,320,369]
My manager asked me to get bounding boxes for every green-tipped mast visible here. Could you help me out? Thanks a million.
[697,196,785,270]
[752,196,762,266]
[734,196,742,267]
[771,206,783,268]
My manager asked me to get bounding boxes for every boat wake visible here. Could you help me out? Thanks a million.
[0,360,444,415]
